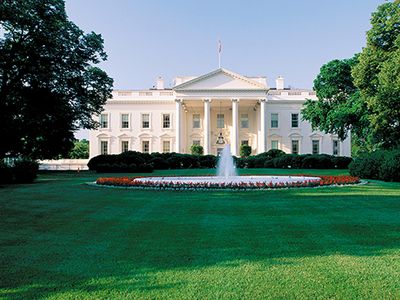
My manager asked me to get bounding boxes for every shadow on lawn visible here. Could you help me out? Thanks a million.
[1,176,400,298]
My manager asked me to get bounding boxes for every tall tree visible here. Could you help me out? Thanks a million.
[0,0,113,159]
[352,0,400,149]
[301,56,370,146]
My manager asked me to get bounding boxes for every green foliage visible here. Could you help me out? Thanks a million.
[0,158,38,184]
[352,0,400,149]
[190,144,204,155]
[239,144,252,157]
[0,0,113,159]
[67,139,89,159]
[301,56,370,141]
[349,149,400,182]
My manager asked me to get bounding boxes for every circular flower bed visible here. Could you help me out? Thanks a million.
[95,175,360,191]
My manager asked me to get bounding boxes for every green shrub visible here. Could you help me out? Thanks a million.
[190,144,204,155]
[349,151,386,180]
[379,150,400,182]
[0,161,13,184]
[301,154,334,169]
[240,145,252,157]
[13,159,39,183]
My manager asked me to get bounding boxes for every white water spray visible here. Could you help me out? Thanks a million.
[216,144,237,178]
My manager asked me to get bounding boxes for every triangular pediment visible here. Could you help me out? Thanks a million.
[173,68,267,91]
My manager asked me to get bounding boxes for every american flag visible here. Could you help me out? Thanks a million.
[218,40,222,53]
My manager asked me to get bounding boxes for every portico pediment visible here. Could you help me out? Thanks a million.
[173,68,268,91]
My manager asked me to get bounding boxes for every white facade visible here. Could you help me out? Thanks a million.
[89,68,351,158]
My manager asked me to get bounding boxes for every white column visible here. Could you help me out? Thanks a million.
[259,99,266,153]
[231,99,239,156]
[175,99,182,153]
[203,99,211,155]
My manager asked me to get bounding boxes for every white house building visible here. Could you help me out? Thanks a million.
[89,68,350,158]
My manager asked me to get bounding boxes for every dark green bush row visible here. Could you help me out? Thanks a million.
[0,159,39,184]
[236,150,352,169]
[349,149,400,182]
[88,150,352,173]
[87,151,217,172]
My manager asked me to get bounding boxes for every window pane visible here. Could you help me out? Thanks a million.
[333,140,339,155]
[193,114,200,129]
[241,140,249,145]
[217,114,224,128]
[121,114,129,128]
[100,114,108,128]
[312,140,319,154]
[291,113,299,128]
[162,141,170,153]
[142,141,149,153]
[271,113,279,128]
[271,140,278,150]
[240,114,249,128]
[100,141,108,155]
[193,140,200,146]
[142,114,150,128]
[121,141,129,152]
[292,140,299,154]
[163,114,170,128]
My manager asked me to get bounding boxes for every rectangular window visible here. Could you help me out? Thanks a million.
[121,114,129,129]
[312,140,320,154]
[100,114,108,128]
[217,148,224,156]
[162,114,170,129]
[240,114,249,128]
[241,140,249,146]
[292,140,299,155]
[100,141,108,155]
[142,140,150,153]
[121,141,129,152]
[291,113,299,128]
[142,114,150,128]
[162,141,170,153]
[271,113,279,128]
[271,140,279,150]
[333,140,339,155]
[193,114,200,129]
[217,114,224,128]
[193,140,201,146]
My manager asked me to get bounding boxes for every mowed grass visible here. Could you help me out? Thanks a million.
[1,169,400,299]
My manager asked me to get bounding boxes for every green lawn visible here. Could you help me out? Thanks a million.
[1,169,400,299]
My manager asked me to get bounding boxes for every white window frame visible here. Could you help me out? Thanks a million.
[332,139,340,156]
[120,113,130,129]
[162,140,171,153]
[240,114,249,129]
[192,114,201,129]
[312,139,320,154]
[217,113,225,129]
[291,139,300,155]
[142,140,150,153]
[100,113,109,129]
[121,140,129,153]
[162,114,171,129]
[271,113,279,128]
[291,113,299,128]
[141,113,151,129]
[100,140,109,155]
[271,140,279,150]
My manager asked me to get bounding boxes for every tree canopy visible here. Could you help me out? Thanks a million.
[0,0,113,159]
[302,0,400,151]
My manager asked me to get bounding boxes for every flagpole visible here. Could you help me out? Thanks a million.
[218,40,222,68]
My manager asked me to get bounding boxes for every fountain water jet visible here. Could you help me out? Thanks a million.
[216,145,237,178]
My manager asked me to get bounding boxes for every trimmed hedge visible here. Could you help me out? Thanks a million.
[88,150,352,172]
[88,151,217,173]
[0,159,39,184]
[349,149,400,182]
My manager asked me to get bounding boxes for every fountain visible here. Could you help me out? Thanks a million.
[216,144,237,178]
[132,144,321,188]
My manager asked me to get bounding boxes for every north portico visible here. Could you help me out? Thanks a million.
[89,68,351,158]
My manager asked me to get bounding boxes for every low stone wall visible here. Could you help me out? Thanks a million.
[39,159,89,171]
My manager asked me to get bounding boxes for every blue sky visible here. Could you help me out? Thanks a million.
[66,0,384,138]
[65,0,384,90]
